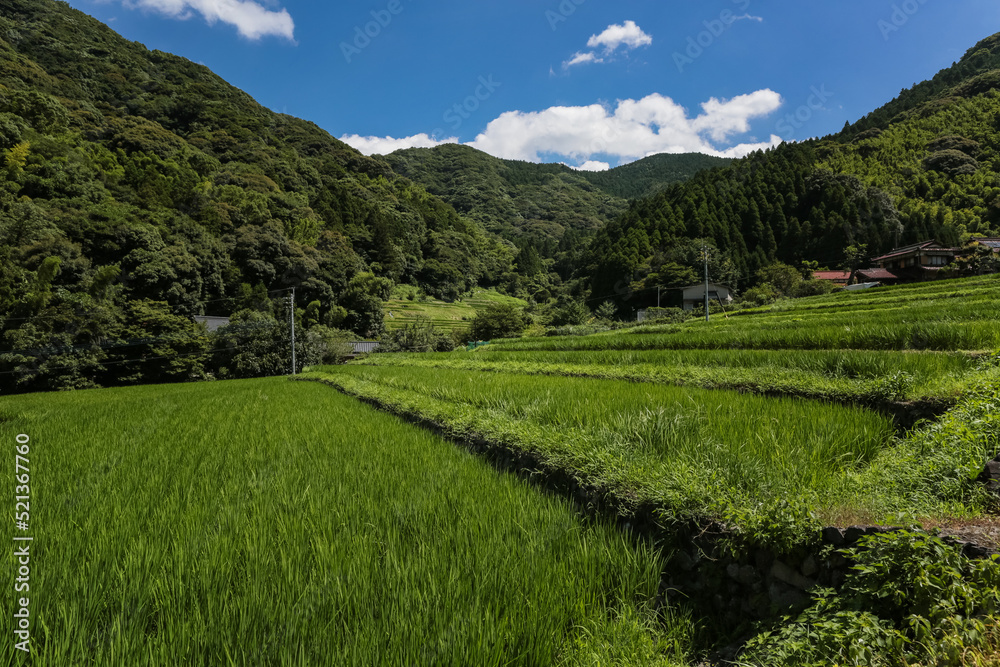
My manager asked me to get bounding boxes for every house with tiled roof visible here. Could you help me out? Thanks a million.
[872,240,960,273]
[812,270,852,286]
[970,237,1000,252]
[855,267,901,284]
[850,239,1000,286]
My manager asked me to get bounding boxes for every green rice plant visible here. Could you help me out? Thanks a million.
[304,365,897,549]
[0,378,686,666]
[356,348,982,402]
[489,275,1000,354]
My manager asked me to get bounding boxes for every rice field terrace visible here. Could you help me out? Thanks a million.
[355,275,1000,409]
[1,378,693,666]
[494,275,1000,354]
[6,274,1000,666]
[357,347,989,405]
[296,274,1000,663]
[301,365,998,541]
[384,287,527,332]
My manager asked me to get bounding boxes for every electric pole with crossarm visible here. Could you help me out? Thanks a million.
[289,287,296,375]
[703,246,710,323]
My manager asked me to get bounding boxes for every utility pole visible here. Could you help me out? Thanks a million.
[289,287,296,375]
[657,285,661,308]
[703,246,710,323]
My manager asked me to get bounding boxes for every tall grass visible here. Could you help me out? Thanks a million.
[306,366,896,544]
[0,378,687,666]
[357,348,980,402]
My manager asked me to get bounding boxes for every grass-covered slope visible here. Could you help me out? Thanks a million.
[0,377,687,666]
[383,286,527,333]
[364,275,1000,405]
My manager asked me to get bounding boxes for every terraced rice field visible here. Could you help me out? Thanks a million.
[383,288,526,332]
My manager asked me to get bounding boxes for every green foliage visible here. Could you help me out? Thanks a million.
[757,262,802,296]
[379,316,454,353]
[546,296,591,327]
[385,144,726,283]
[0,0,524,392]
[213,309,290,379]
[341,271,392,338]
[586,37,1000,310]
[470,301,529,340]
[301,324,353,365]
[594,300,617,321]
[741,531,1000,667]
[643,307,687,324]
[791,278,834,298]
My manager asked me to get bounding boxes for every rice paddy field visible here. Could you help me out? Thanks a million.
[496,275,1000,353]
[292,275,1000,663]
[0,378,690,666]
[5,274,1000,666]
[357,275,1000,408]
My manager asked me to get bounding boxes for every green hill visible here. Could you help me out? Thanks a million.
[0,0,517,309]
[584,32,1000,311]
[386,144,729,246]
[0,0,522,391]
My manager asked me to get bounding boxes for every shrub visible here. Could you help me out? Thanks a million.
[792,278,835,298]
[470,302,528,340]
[741,530,1000,667]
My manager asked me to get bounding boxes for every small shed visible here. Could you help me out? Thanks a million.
[680,283,732,311]
[351,341,380,354]
[855,268,901,284]
[193,316,230,332]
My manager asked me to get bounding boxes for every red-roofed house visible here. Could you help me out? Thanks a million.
[812,270,852,286]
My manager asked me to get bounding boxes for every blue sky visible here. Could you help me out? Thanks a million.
[66,0,999,169]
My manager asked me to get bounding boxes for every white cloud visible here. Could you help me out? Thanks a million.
[573,161,611,172]
[565,20,651,69]
[124,0,295,40]
[732,14,764,22]
[339,133,458,156]
[468,91,783,163]
[563,52,603,68]
[342,90,784,164]
[692,90,784,142]
[587,20,653,52]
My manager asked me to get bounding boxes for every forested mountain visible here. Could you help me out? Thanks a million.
[386,144,728,248]
[0,0,519,390]
[585,32,1000,310]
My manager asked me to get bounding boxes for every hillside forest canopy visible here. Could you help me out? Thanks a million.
[2,0,1000,392]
